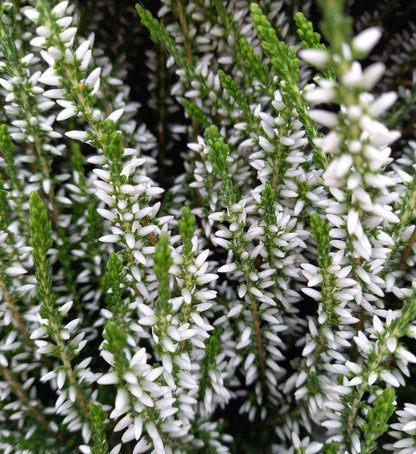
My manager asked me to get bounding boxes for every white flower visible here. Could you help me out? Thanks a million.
[37,25,52,38]
[302,287,322,299]
[30,36,47,47]
[352,27,382,55]
[57,106,76,121]
[43,88,66,99]
[30,326,48,339]
[106,108,124,123]
[304,86,334,104]
[369,92,397,116]
[80,50,92,70]
[354,332,371,353]
[57,16,72,29]
[52,1,69,18]
[402,421,416,433]
[362,62,385,89]
[24,8,40,22]
[321,419,342,429]
[309,109,338,128]
[217,263,237,273]
[65,130,88,141]
[259,136,274,152]
[324,154,353,185]
[6,264,27,276]
[347,209,360,236]
[397,347,416,364]
[38,67,61,86]
[57,370,66,389]
[75,41,90,60]
[146,422,164,454]
[380,370,400,387]
[85,67,101,87]
[99,234,120,243]
[0,78,13,91]
[60,27,77,44]
[298,48,329,67]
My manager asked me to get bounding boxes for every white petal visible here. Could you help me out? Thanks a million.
[0,78,13,91]
[347,209,360,236]
[402,421,416,433]
[217,263,237,273]
[57,370,66,389]
[99,234,119,243]
[352,27,382,55]
[57,107,76,121]
[30,326,47,339]
[309,109,338,128]
[52,1,69,18]
[65,130,88,141]
[125,233,135,249]
[380,370,400,387]
[398,347,416,364]
[30,36,46,47]
[38,69,61,86]
[75,41,90,61]
[6,265,27,276]
[24,8,40,22]
[369,92,397,116]
[43,88,66,99]
[342,62,363,88]
[97,372,119,385]
[362,62,385,89]
[60,27,77,44]
[299,48,328,67]
[107,109,124,123]
[85,67,101,87]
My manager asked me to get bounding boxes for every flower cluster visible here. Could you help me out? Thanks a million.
[1,0,416,453]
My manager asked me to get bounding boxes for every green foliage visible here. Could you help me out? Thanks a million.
[250,3,326,169]
[238,35,270,88]
[310,213,331,269]
[295,12,335,80]
[29,192,56,321]
[316,0,352,53]
[178,206,196,258]
[261,183,277,226]
[250,3,299,87]
[218,69,254,126]
[205,125,240,206]
[323,441,340,454]
[362,387,396,453]
[135,3,191,74]
[88,403,109,454]
[181,98,210,130]
[154,233,173,315]
[103,253,127,322]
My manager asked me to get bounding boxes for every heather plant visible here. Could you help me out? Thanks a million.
[1,0,416,453]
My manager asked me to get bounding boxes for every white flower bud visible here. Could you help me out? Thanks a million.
[299,48,328,67]
[65,130,88,141]
[52,1,69,18]
[352,27,382,56]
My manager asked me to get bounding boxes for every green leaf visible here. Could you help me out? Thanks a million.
[136,3,191,74]
[154,233,173,315]
[181,98,210,130]
[361,387,396,453]
[295,12,335,80]
[179,206,196,258]
[88,403,109,454]
[204,125,240,207]
[29,192,57,321]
